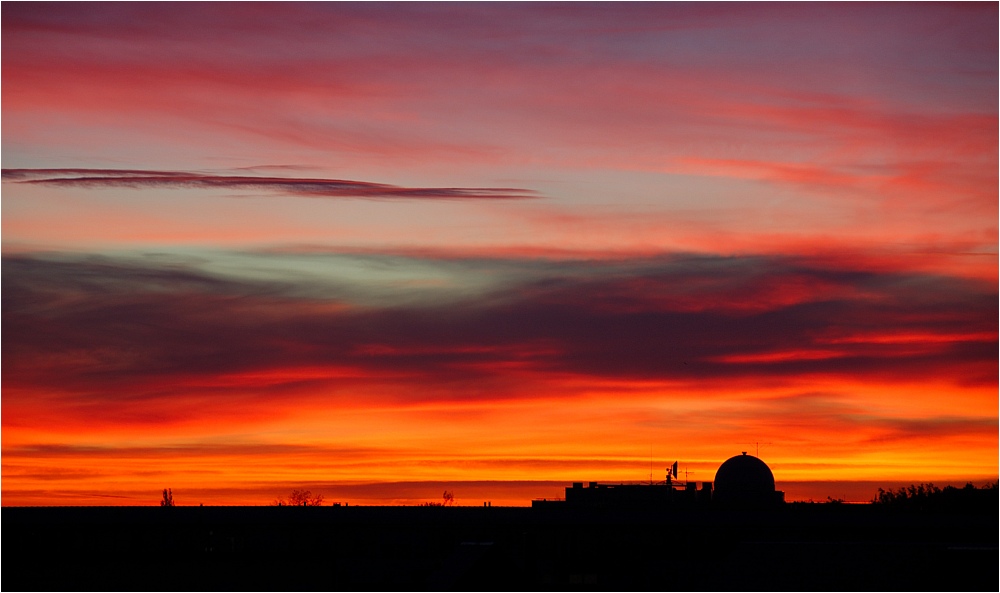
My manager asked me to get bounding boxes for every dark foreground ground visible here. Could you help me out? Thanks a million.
[3,503,996,591]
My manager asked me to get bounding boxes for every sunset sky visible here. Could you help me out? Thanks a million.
[3,2,997,506]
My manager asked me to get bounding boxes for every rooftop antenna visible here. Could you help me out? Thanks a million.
[666,461,678,486]
[742,441,772,457]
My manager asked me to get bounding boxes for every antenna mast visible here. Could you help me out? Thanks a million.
[742,441,772,457]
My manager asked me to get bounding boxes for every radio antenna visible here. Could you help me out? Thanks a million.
[742,441,772,457]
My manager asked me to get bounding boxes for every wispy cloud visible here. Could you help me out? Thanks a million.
[1,169,539,200]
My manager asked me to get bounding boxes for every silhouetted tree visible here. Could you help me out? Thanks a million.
[273,489,324,506]
[422,490,455,506]
[873,483,940,508]
[872,481,997,512]
[160,488,174,507]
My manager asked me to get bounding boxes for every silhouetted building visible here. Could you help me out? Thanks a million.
[713,452,784,507]
[535,453,783,509]
[563,481,697,507]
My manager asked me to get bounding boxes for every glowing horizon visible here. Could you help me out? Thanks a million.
[2,3,996,507]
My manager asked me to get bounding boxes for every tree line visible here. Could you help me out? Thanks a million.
[871,481,997,512]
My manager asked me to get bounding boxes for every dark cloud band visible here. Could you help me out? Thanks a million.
[3,250,996,403]
[1,168,539,200]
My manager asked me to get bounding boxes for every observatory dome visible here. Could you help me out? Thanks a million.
[713,452,776,505]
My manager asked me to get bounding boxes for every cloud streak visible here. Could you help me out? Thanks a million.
[1,169,539,201]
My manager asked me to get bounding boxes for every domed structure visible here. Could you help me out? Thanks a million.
[713,452,781,506]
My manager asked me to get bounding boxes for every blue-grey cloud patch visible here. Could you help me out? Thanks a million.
[1,168,539,200]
